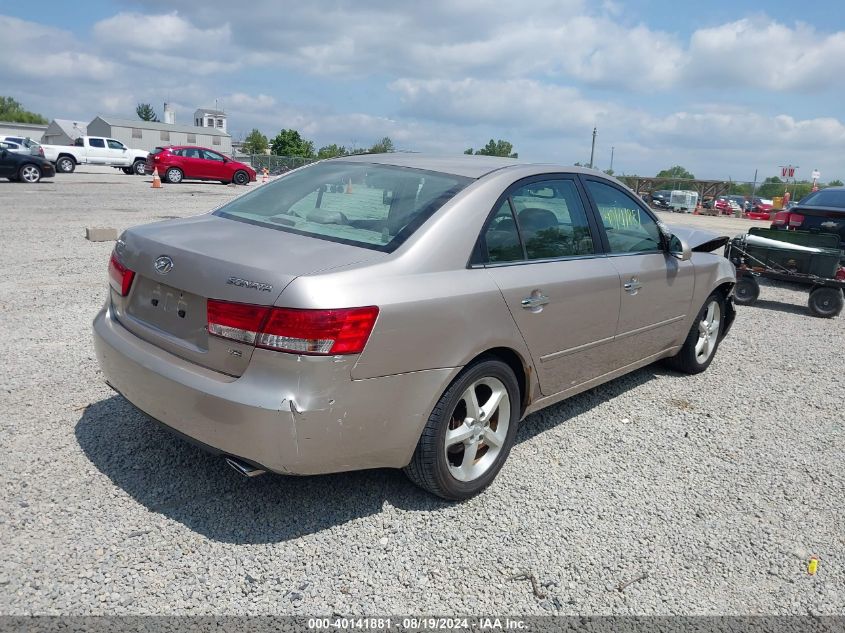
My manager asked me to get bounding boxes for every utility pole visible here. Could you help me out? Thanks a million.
[588,127,597,169]
[609,146,615,173]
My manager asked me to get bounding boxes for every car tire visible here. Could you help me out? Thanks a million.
[56,156,75,173]
[404,358,520,501]
[807,287,844,318]
[19,164,42,183]
[734,276,760,305]
[165,168,183,184]
[133,160,146,176]
[121,167,133,175]
[662,292,725,375]
[233,170,249,185]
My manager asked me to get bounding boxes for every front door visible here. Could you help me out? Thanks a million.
[200,149,228,180]
[481,177,621,396]
[106,139,129,166]
[582,178,695,367]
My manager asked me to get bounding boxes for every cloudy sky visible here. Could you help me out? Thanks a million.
[2,0,844,182]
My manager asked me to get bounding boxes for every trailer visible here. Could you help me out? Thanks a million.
[725,227,845,318]
[668,190,699,213]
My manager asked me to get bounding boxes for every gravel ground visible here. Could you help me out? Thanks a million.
[0,168,842,616]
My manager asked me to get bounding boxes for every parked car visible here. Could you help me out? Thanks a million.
[0,143,55,183]
[146,146,256,185]
[650,190,672,208]
[727,195,748,212]
[93,156,736,500]
[713,196,740,215]
[772,186,845,255]
[0,139,44,157]
[40,136,148,174]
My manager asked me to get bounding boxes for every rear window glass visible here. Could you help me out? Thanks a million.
[800,189,845,208]
[214,162,471,252]
[149,147,166,155]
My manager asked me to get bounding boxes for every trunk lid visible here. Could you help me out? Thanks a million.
[792,207,845,245]
[113,214,383,375]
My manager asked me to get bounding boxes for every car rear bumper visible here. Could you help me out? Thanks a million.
[93,304,455,475]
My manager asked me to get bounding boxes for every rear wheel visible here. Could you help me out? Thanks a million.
[133,160,146,175]
[19,164,42,183]
[663,293,724,374]
[808,287,844,318]
[734,276,760,305]
[404,358,519,500]
[165,167,183,184]
[233,170,249,185]
[56,156,75,173]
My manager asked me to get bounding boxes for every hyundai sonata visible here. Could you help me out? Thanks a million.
[93,154,735,499]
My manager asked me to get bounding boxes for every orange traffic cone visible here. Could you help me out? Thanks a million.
[262,167,269,183]
[151,168,162,189]
[345,178,353,194]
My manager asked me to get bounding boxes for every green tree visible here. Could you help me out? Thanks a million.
[270,129,315,157]
[656,165,695,180]
[317,144,348,159]
[828,179,843,187]
[242,129,268,155]
[0,96,48,124]
[463,148,474,155]
[135,103,159,122]
[756,176,786,199]
[474,139,518,158]
[368,136,395,153]
[604,168,615,176]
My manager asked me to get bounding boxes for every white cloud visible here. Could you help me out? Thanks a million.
[687,18,845,91]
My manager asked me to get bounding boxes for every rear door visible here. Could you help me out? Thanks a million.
[581,177,695,367]
[480,176,621,396]
[0,143,16,177]
[85,138,108,163]
[180,147,205,178]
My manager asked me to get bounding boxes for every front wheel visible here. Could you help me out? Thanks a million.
[734,276,760,305]
[133,160,146,175]
[404,358,520,500]
[662,293,725,374]
[19,164,42,183]
[121,167,133,175]
[233,170,249,185]
[808,287,844,318]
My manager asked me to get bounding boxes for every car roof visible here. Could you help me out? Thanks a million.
[336,153,611,180]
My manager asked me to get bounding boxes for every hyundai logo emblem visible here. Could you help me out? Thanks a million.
[154,255,174,275]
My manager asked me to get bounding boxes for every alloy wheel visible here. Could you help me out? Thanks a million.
[444,377,510,482]
[20,165,40,183]
[695,300,721,363]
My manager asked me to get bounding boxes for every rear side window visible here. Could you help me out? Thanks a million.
[484,201,524,263]
[88,138,105,148]
[511,179,595,259]
[214,161,470,252]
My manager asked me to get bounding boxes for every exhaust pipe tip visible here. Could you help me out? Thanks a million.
[225,456,266,478]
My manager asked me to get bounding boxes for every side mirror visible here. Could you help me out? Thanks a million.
[668,234,692,261]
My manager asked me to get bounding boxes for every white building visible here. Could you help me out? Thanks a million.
[0,120,48,142]
[41,119,87,145]
[86,116,232,154]
[193,108,227,133]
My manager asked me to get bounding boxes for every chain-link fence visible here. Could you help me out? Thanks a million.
[237,154,317,174]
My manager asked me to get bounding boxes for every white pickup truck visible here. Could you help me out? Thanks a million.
[41,136,148,175]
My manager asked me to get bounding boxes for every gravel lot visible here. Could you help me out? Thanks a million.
[1,168,842,616]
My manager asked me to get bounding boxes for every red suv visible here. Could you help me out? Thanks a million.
[147,146,256,185]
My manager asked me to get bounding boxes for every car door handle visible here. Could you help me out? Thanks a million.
[623,279,643,294]
[521,294,550,309]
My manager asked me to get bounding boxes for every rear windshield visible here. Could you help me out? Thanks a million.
[214,161,471,252]
[799,189,845,209]
[149,147,166,155]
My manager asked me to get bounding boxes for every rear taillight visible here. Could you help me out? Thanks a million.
[108,252,135,296]
[206,300,379,355]
[788,213,804,227]
[772,211,789,226]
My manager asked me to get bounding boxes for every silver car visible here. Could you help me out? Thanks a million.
[93,155,736,499]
